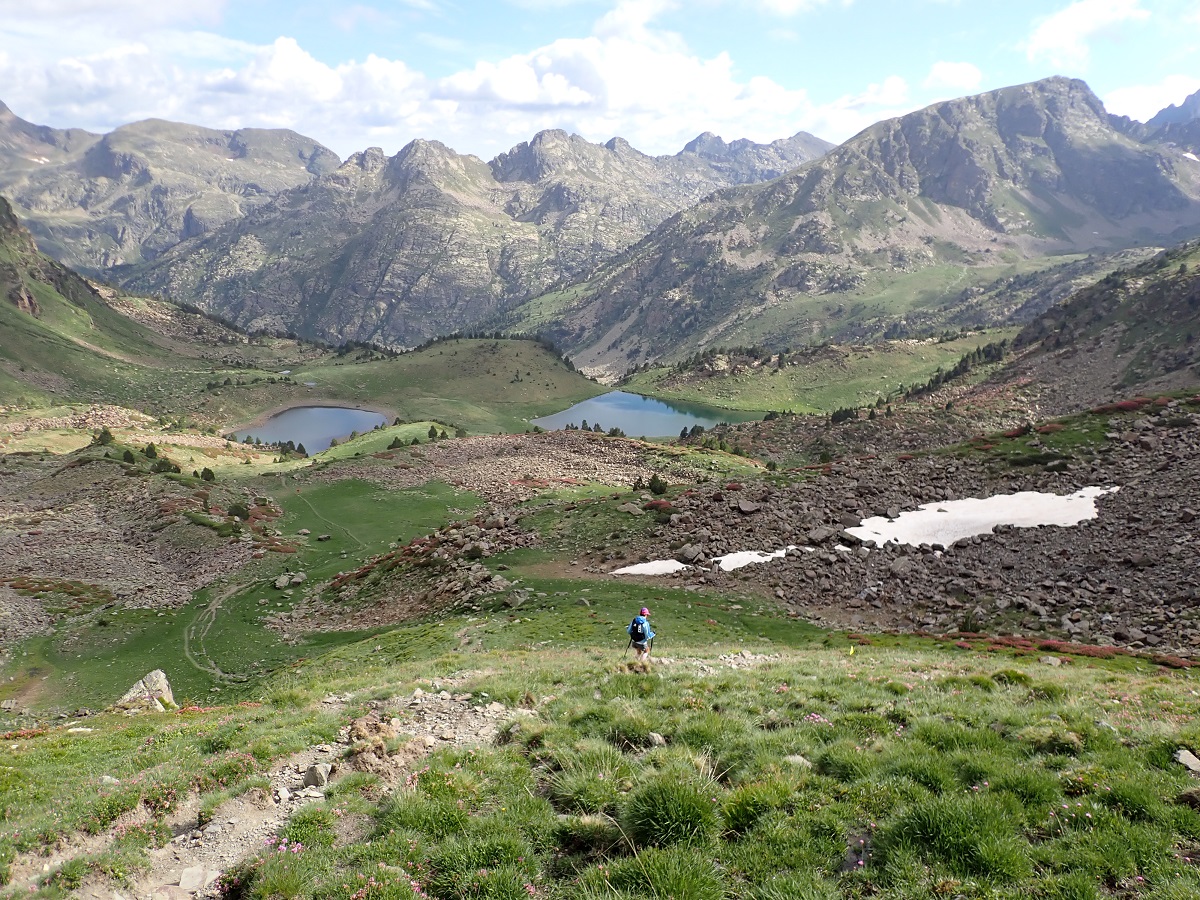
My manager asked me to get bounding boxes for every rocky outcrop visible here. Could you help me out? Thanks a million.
[116,669,175,711]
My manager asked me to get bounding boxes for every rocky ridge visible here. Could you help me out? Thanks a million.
[524,77,1200,376]
[121,128,830,348]
[0,102,341,270]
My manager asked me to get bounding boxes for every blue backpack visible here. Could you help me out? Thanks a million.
[628,615,650,644]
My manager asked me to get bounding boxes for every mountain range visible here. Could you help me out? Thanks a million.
[5,77,1200,377]
[519,78,1200,376]
[119,128,831,344]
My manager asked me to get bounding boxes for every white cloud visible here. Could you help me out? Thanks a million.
[1024,0,1150,69]
[0,0,914,159]
[922,61,982,94]
[1105,74,1200,123]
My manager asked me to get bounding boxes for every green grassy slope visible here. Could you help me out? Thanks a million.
[623,331,1017,414]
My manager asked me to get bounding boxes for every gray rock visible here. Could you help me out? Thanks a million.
[303,763,332,787]
[783,754,812,768]
[617,502,644,516]
[177,866,215,892]
[647,731,667,747]
[274,574,291,589]
[1039,656,1062,667]
[737,499,762,514]
[889,557,913,576]
[317,534,332,541]
[116,670,174,711]
[290,572,307,585]
[1176,748,1200,775]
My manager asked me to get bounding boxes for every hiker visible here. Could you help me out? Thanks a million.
[627,607,655,663]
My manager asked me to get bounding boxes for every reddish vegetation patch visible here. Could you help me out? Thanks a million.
[725,482,743,491]
[897,454,916,462]
[1037,639,1119,659]
[1003,424,1032,438]
[1151,654,1194,669]
[372,452,396,460]
[643,500,674,512]
[954,641,973,649]
[1154,396,1172,407]
[1036,423,1066,434]
[1092,398,1149,413]
[0,728,47,740]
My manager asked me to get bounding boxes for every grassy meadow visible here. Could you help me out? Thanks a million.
[623,331,1017,415]
[5,608,1199,900]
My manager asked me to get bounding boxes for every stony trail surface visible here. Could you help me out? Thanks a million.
[12,683,520,900]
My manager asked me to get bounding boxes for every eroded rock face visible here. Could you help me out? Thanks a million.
[121,128,830,348]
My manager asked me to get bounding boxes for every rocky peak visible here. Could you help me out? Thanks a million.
[0,195,21,234]
[681,132,731,158]
[343,146,389,173]
[490,129,614,183]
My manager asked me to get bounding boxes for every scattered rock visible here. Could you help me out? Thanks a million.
[647,731,667,747]
[177,866,216,893]
[1177,748,1200,775]
[303,762,332,787]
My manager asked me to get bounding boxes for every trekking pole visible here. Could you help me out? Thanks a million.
[623,638,632,657]
[647,637,654,658]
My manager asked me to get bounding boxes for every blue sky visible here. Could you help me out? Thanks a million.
[1,0,1197,160]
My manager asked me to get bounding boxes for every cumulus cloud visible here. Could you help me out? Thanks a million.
[1105,74,1200,123]
[1024,0,1150,69]
[922,61,982,94]
[0,0,913,159]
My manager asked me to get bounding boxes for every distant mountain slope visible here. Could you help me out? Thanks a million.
[122,128,832,347]
[0,102,341,270]
[1146,88,1200,129]
[516,77,1200,377]
[1110,88,1200,154]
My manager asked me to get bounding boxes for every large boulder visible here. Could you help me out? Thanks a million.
[116,669,175,712]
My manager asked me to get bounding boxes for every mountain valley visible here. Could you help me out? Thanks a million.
[3,73,1200,900]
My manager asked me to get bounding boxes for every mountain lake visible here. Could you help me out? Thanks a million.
[531,390,759,436]
[233,406,387,452]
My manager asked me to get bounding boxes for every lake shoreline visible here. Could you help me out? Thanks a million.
[226,399,398,436]
[531,390,759,436]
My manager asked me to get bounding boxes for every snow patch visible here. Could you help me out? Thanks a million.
[713,547,793,571]
[846,486,1119,548]
[611,560,692,576]
[1184,152,1199,162]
